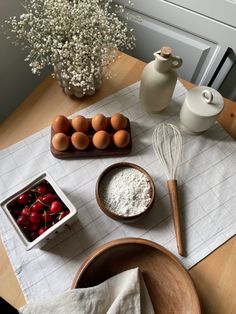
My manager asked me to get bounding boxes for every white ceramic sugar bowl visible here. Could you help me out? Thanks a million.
[180,86,224,134]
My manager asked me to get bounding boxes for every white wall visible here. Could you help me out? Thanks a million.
[0,1,50,123]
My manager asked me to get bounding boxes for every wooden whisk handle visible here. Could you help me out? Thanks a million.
[167,179,184,256]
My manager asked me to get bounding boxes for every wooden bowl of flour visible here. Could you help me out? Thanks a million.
[95,162,155,223]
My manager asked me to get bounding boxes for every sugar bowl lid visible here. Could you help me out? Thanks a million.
[185,86,224,117]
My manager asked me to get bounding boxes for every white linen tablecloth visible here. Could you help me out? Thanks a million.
[0,81,235,301]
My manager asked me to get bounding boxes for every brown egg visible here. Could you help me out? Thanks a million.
[113,130,130,148]
[52,133,70,151]
[71,115,89,132]
[91,114,109,131]
[71,132,90,150]
[111,113,128,130]
[52,115,70,133]
[93,130,110,149]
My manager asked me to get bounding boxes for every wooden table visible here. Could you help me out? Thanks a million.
[0,52,235,313]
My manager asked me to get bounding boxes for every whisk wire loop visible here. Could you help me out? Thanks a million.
[152,123,182,180]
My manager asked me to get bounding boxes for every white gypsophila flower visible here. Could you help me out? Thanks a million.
[2,0,136,93]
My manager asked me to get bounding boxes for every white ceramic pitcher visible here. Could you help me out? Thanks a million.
[140,46,182,112]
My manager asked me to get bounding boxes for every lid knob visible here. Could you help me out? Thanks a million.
[201,89,213,104]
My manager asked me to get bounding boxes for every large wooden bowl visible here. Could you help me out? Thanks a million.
[95,162,155,223]
[72,238,201,313]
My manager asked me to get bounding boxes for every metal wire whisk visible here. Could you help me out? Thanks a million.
[152,123,184,256]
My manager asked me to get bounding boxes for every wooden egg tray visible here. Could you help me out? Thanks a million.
[50,117,132,159]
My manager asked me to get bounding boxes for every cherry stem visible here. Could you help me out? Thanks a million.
[28,192,39,209]
[28,195,50,210]
[49,211,64,216]
[38,199,50,207]
[30,188,44,195]
[58,212,63,220]
[44,210,47,228]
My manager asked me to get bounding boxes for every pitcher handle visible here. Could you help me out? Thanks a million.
[171,56,183,69]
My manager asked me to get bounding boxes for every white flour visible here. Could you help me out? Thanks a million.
[99,167,152,217]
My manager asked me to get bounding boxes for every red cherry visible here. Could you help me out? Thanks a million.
[42,211,52,223]
[29,223,40,231]
[16,215,31,227]
[31,201,44,212]
[39,226,49,235]
[36,184,49,195]
[30,212,42,224]
[60,211,70,220]
[50,201,62,213]
[21,207,31,216]
[42,193,55,205]
[17,192,30,205]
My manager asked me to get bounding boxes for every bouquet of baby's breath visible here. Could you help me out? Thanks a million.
[2,0,135,95]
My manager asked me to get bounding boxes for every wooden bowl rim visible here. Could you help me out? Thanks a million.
[95,162,156,223]
[71,237,201,313]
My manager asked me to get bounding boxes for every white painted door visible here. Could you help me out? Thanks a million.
[119,0,236,86]
[166,0,236,27]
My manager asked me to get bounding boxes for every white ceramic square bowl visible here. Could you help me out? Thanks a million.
[0,172,77,250]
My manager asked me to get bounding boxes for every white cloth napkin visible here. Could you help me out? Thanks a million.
[19,268,155,314]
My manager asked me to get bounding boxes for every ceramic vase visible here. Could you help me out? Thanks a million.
[54,64,102,98]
